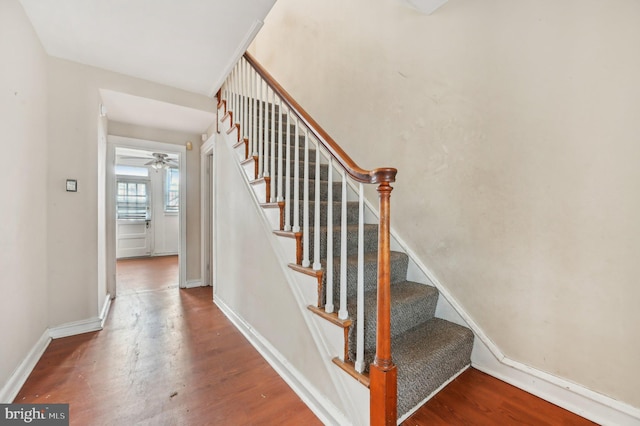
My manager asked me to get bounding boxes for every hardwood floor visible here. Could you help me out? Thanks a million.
[403,368,597,425]
[116,255,179,294]
[15,257,596,425]
[15,258,320,425]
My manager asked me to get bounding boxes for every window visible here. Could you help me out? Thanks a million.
[115,165,149,177]
[116,180,150,220]
[165,168,179,213]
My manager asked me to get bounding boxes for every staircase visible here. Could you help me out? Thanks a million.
[217,53,474,424]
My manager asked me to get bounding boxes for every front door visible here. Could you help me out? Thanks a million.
[116,179,152,258]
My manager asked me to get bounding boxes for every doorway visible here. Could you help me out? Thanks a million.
[106,136,187,298]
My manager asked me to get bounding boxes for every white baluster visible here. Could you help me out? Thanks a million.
[302,128,310,268]
[284,108,292,231]
[325,157,334,313]
[257,77,264,178]
[313,139,321,270]
[270,91,276,202]
[277,98,284,202]
[252,68,257,157]
[292,119,300,233]
[355,183,365,373]
[263,85,270,179]
[239,60,243,135]
[338,172,348,320]
[244,59,249,141]
[230,66,235,118]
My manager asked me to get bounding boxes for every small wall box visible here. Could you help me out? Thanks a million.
[66,179,77,192]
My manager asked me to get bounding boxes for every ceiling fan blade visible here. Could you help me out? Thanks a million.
[144,160,155,166]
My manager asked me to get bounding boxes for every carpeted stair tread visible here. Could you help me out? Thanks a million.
[393,318,474,417]
[346,281,439,362]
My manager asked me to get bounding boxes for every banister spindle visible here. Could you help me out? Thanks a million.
[257,77,264,178]
[244,59,249,141]
[284,108,292,231]
[302,128,310,268]
[240,60,245,137]
[369,181,397,425]
[263,86,270,179]
[270,90,276,202]
[252,67,257,157]
[324,157,334,314]
[312,140,321,270]
[292,118,300,233]
[338,172,348,320]
[277,97,284,202]
[355,182,365,373]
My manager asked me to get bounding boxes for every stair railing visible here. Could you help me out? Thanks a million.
[219,52,398,425]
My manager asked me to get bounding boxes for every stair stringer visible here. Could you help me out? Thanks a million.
[215,121,370,425]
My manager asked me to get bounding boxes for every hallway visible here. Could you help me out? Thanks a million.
[14,257,320,425]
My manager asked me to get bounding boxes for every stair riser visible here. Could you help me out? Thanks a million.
[308,225,378,260]
[278,179,343,202]
[272,161,329,181]
[323,252,409,303]
[262,146,318,163]
[290,201,359,227]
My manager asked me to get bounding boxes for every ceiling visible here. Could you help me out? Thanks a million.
[100,89,216,134]
[19,0,276,96]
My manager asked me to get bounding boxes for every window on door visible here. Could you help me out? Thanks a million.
[116,180,150,220]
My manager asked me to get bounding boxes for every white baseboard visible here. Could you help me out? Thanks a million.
[0,330,51,403]
[183,280,204,289]
[49,317,102,339]
[99,293,112,328]
[472,338,640,426]
[215,297,348,426]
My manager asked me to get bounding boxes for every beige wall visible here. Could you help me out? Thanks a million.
[47,58,213,326]
[0,0,49,396]
[108,121,202,281]
[251,0,640,408]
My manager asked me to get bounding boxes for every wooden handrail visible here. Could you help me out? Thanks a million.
[243,52,397,185]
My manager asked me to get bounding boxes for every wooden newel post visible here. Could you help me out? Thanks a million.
[370,181,397,426]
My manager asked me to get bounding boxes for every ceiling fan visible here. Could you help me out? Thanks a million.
[145,153,178,170]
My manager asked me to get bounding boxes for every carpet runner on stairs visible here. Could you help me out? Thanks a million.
[249,105,474,420]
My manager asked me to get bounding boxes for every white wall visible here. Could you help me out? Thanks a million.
[0,0,48,398]
[251,0,640,410]
[46,59,213,327]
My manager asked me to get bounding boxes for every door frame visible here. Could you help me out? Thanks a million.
[200,135,215,291]
[106,135,187,297]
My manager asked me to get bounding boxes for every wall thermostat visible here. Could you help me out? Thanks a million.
[66,179,77,192]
